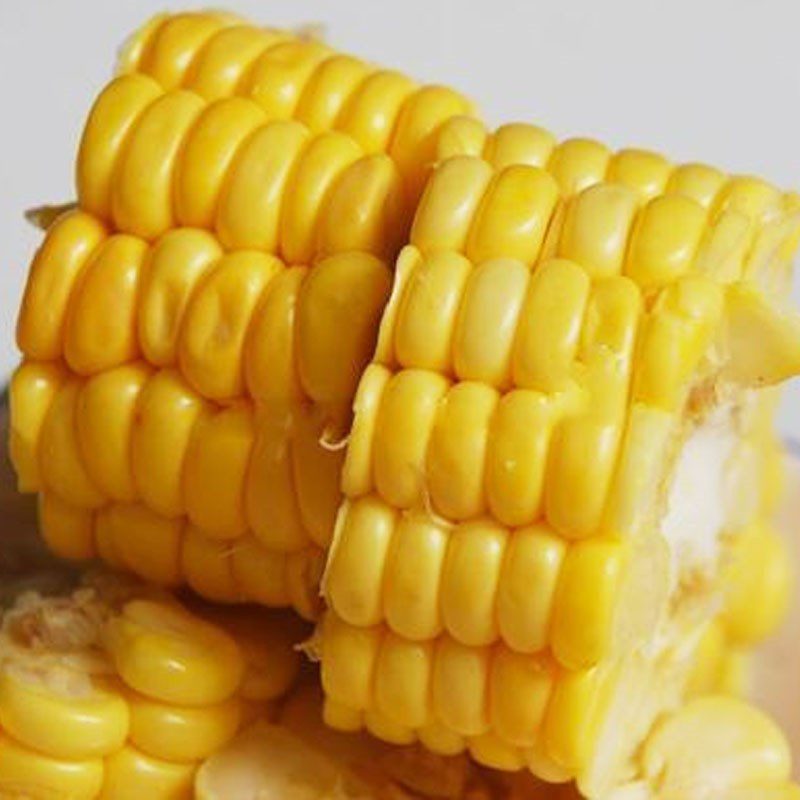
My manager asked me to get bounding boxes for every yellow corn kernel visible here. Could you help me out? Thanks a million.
[383,511,448,641]
[607,148,672,199]
[17,211,108,361]
[469,732,526,771]
[316,154,407,261]
[512,258,591,392]
[320,613,381,711]
[337,70,415,154]
[633,276,724,409]
[295,55,370,132]
[181,526,241,604]
[229,536,292,608]
[723,523,792,645]
[427,382,499,521]
[440,520,507,646]
[410,156,493,253]
[99,504,183,587]
[373,632,432,730]
[0,733,104,800]
[243,266,306,405]
[105,599,245,706]
[39,492,96,561]
[544,666,611,772]
[625,194,708,289]
[131,369,210,518]
[453,258,529,387]
[722,281,800,387]
[64,235,148,374]
[75,363,151,503]
[432,637,490,737]
[101,745,196,800]
[291,407,346,549]
[127,693,242,762]
[77,75,163,219]
[137,228,222,367]
[183,404,254,540]
[489,651,555,748]
[558,184,639,279]
[39,379,105,510]
[325,496,396,628]
[363,708,416,745]
[435,115,487,161]
[296,252,392,431]
[372,369,451,509]
[496,525,566,654]
[667,163,726,208]
[245,413,308,552]
[551,538,625,670]
[639,697,792,798]
[0,668,129,760]
[9,360,67,492]
[547,138,611,196]
[484,123,557,169]
[179,252,282,401]
[392,249,472,375]
[466,166,560,266]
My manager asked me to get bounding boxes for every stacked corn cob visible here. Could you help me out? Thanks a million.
[7,9,800,799]
[0,571,305,798]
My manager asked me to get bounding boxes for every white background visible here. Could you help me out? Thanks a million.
[1,0,798,435]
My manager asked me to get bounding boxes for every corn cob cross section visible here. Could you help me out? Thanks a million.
[0,571,306,800]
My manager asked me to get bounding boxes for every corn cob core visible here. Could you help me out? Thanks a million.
[196,682,798,800]
[0,572,304,799]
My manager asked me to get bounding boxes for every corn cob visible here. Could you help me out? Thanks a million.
[116,11,473,202]
[317,119,800,792]
[0,571,306,799]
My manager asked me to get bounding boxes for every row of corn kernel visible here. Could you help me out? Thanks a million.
[319,611,616,778]
[325,494,624,670]
[0,581,303,799]
[351,248,729,535]
[437,116,795,224]
[39,494,322,616]
[119,12,472,199]
[78,75,410,254]
[411,155,798,288]
[17,212,391,416]
[11,360,340,557]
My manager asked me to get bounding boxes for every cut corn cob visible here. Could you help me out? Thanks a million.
[317,119,800,792]
[0,570,306,800]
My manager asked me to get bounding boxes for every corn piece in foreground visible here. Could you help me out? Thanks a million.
[0,570,306,799]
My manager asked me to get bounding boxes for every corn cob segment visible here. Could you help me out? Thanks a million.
[0,572,306,799]
[116,12,473,201]
[318,113,800,788]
